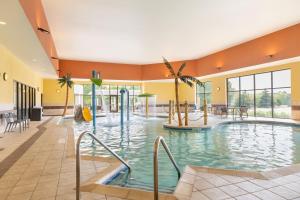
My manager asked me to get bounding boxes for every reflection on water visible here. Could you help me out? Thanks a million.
[71,117,300,192]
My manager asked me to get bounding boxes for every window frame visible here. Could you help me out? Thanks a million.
[226,69,291,118]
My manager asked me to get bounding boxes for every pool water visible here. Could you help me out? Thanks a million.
[73,116,300,193]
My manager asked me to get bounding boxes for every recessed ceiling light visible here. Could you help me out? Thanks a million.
[32,59,37,62]
[0,21,7,25]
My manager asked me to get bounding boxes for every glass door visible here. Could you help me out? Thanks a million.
[110,95,118,112]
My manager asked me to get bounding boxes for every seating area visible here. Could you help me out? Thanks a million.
[3,112,29,133]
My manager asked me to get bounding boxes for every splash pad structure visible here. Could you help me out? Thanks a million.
[120,88,130,125]
[137,93,156,117]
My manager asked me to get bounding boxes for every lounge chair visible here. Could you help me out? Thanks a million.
[220,107,228,118]
[239,106,249,119]
[3,113,24,133]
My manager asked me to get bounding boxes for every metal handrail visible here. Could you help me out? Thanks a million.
[76,131,131,200]
[153,136,181,200]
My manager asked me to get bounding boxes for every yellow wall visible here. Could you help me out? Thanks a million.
[0,44,43,111]
[142,82,196,104]
[179,83,195,103]
[43,79,74,106]
[143,82,175,104]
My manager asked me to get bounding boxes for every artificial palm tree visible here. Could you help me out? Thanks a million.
[58,74,74,116]
[163,57,203,126]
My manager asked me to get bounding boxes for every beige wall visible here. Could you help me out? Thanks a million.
[0,44,43,111]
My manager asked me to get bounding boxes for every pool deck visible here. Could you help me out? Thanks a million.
[0,116,300,199]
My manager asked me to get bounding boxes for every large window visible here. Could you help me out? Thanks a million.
[227,69,291,118]
[196,82,212,110]
[74,83,142,112]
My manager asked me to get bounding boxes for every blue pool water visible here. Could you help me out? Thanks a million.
[73,116,300,193]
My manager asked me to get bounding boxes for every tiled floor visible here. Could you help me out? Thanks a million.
[174,166,300,200]
[0,116,300,200]
[0,117,127,200]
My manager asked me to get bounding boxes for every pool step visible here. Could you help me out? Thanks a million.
[81,183,177,200]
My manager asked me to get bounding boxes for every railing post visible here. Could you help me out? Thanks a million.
[153,136,181,200]
[184,100,188,126]
[168,100,172,124]
[153,139,159,200]
[76,131,131,200]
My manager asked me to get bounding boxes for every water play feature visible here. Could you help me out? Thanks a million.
[137,93,156,117]
[120,88,130,125]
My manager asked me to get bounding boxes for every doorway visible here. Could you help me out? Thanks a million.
[109,95,118,112]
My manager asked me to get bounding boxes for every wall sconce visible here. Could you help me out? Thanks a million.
[37,27,50,34]
[56,89,61,93]
[216,67,222,71]
[216,87,220,92]
[268,54,274,58]
[3,72,8,81]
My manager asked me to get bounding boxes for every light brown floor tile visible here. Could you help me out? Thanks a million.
[253,190,285,200]
[206,176,230,187]
[175,181,193,197]
[193,178,214,191]
[268,185,300,199]
[284,181,300,193]
[0,188,12,199]
[201,188,230,200]
[249,179,279,189]
[235,194,260,200]
[219,184,247,197]
[30,187,57,200]
[190,191,210,200]
[6,191,32,200]
[235,181,263,193]
[10,183,36,195]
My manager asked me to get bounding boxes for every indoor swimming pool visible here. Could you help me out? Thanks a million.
[72,116,300,193]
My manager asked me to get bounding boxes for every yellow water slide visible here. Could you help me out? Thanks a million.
[82,107,92,121]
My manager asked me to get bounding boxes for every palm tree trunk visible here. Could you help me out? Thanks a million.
[62,86,69,116]
[175,78,182,126]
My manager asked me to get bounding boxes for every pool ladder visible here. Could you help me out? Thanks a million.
[76,131,131,200]
[153,136,181,200]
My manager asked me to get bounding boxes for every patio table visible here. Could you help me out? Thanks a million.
[227,107,240,119]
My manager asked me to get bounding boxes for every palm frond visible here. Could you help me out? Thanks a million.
[179,76,194,88]
[180,75,204,87]
[57,74,73,88]
[58,81,66,88]
[90,78,102,86]
[162,57,175,76]
[67,80,74,88]
[177,62,186,76]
